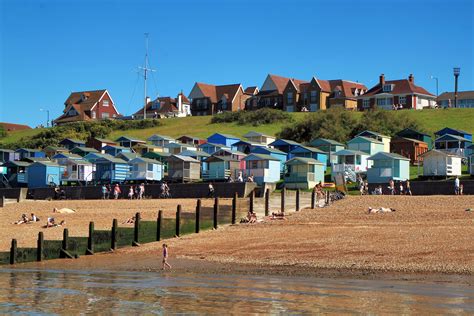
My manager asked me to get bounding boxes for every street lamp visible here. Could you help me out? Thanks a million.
[40,109,50,127]
[453,67,460,108]
[430,75,439,97]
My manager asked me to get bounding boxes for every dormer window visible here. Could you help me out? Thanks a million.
[81,93,89,102]
[383,84,393,92]
[103,100,109,107]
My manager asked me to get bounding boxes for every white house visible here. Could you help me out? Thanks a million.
[421,149,462,177]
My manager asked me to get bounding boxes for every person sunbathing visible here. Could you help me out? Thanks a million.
[123,216,135,224]
[368,207,396,214]
[13,214,29,225]
[53,207,76,214]
[44,217,65,228]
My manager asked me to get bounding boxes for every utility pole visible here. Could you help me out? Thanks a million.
[40,109,50,127]
[453,67,460,108]
[138,33,156,120]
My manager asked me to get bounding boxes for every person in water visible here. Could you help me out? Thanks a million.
[162,244,172,270]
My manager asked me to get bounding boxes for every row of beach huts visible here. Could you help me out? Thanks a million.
[0,127,473,189]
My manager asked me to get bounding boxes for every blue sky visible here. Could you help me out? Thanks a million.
[0,0,473,127]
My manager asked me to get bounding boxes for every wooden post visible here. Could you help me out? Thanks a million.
[111,218,118,250]
[213,197,219,229]
[37,232,44,262]
[281,187,286,213]
[311,189,316,209]
[86,221,94,255]
[133,212,140,246]
[10,239,17,265]
[249,190,254,214]
[325,191,330,205]
[156,210,162,241]
[296,189,300,212]
[60,228,73,259]
[231,193,237,225]
[265,189,270,217]
[176,205,181,237]
[195,200,201,233]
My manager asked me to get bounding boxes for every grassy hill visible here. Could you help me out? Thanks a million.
[1,109,473,146]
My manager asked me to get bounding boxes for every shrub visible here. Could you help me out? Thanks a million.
[211,108,293,126]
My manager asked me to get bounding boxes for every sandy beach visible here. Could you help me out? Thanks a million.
[11,195,474,283]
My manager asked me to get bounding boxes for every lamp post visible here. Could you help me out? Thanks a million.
[430,75,439,97]
[40,109,50,127]
[453,67,460,108]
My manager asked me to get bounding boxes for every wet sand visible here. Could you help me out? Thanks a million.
[14,195,474,284]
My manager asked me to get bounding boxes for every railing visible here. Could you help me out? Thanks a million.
[202,169,231,180]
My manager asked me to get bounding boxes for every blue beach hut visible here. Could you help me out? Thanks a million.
[126,157,163,182]
[94,156,129,183]
[289,145,328,170]
[366,152,410,184]
[242,154,281,185]
[27,161,64,188]
[207,133,241,147]
[284,157,325,189]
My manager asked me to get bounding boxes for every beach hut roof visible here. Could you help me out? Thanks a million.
[243,153,280,161]
[285,157,324,165]
[368,152,410,161]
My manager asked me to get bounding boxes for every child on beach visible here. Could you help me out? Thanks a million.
[113,184,121,199]
[162,244,171,270]
[128,186,134,200]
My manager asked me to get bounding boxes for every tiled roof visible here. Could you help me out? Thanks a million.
[438,91,474,101]
[55,90,111,123]
[193,83,242,103]
[361,78,434,97]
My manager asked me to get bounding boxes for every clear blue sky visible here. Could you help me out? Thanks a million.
[1,0,473,127]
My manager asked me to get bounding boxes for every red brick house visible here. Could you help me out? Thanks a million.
[54,89,119,125]
[282,77,367,112]
[357,74,435,111]
[134,92,191,119]
[188,83,252,116]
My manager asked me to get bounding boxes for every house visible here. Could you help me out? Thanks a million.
[166,155,201,182]
[0,149,18,163]
[2,161,30,187]
[309,138,345,165]
[396,128,433,149]
[147,134,176,147]
[231,140,266,154]
[86,138,117,152]
[434,134,472,157]
[133,92,191,119]
[245,74,305,110]
[268,139,302,155]
[51,152,83,166]
[289,145,328,170]
[58,138,85,150]
[102,145,131,157]
[126,157,163,182]
[61,158,94,183]
[332,149,371,180]
[283,77,367,112]
[367,152,410,184]
[250,147,287,172]
[0,122,31,132]
[207,133,241,147]
[94,156,129,183]
[54,89,119,125]
[115,152,140,162]
[390,137,428,164]
[198,142,229,155]
[242,154,281,185]
[357,74,436,110]
[188,83,251,116]
[15,148,46,161]
[437,91,474,108]
[27,161,64,188]
[70,147,99,157]
[115,136,146,149]
[355,130,391,152]
[164,142,196,155]
[203,156,240,181]
[132,143,164,155]
[43,146,69,159]
[421,150,462,177]
[347,136,385,156]
[243,131,276,145]
[176,135,206,147]
[284,157,325,189]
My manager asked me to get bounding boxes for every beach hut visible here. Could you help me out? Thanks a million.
[86,137,117,152]
[390,136,428,165]
[207,133,241,147]
[83,152,113,164]
[102,145,131,156]
[268,139,302,155]
[2,160,30,187]
[367,152,410,184]
[420,150,462,177]
[52,152,83,166]
[94,156,129,183]
[470,152,474,176]
[434,134,472,157]
[143,151,172,175]
[347,136,385,155]
[212,148,247,170]
[180,150,210,176]
[250,147,287,172]
[126,157,163,182]
[61,158,94,183]
[396,128,433,149]
[231,140,266,154]
[70,147,99,157]
[243,131,276,145]
[355,130,391,153]
[147,134,176,147]
[435,127,472,142]
[115,136,146,149]
[284,157,325,189]
[203,156,240,181]
[166,155,201,182]
[176,135,206,146]
[43,146,68,159]
[115,152,140,162]
[0,149,18,163]
[242,154,281,185]
[289,145,328,170]
[198,142,230,155]
[309,138,345,166]
[132,143,164,155]
[332,149,371,181]
[15,148,46,160]
[58,138,86,150]
[27,161,64,188]
[164,142,196,155]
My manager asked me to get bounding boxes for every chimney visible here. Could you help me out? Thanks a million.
[408,74,414,83]
[178,93,182,113]
[379,74,385,85]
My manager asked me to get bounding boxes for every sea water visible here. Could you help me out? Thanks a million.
[0,269,472,314]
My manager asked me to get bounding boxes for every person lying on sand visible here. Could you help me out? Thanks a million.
[368,207,396,214]
[30,213,39,222]
[53,207,76,214]
[12,214,29,225]
[270,212,287,220]
[44,217,65,228]
[240,211,258,224]
[123,216,135,224]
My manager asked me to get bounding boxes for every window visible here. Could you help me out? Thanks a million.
[102,112,110,119]
[103,100,109,107]
[249,161,258,169]
[417,97,422,104]
[303,93,308,105]
[265,98,270,106]
[310,91,317,103]
[376,98,393,106]
[91,111,96,119]
[72,165,77,172]
[383,84,392,92]
[221,98,227,110]
[147,163,154,171]
[287,92,293,105]
[363,99,370,108]
[399,96,406,104]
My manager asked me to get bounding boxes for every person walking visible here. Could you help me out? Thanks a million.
[106,184,112,199]
[101,184,107,200]
[207,182,215,198]
[454,177,460,195]
[405,180,412,196]
[113,184,121,199]
[162,244,172,270]
[139,183,145,199]
[128,186,134,200]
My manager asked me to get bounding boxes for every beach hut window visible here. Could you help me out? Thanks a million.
[147,163,153,171]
